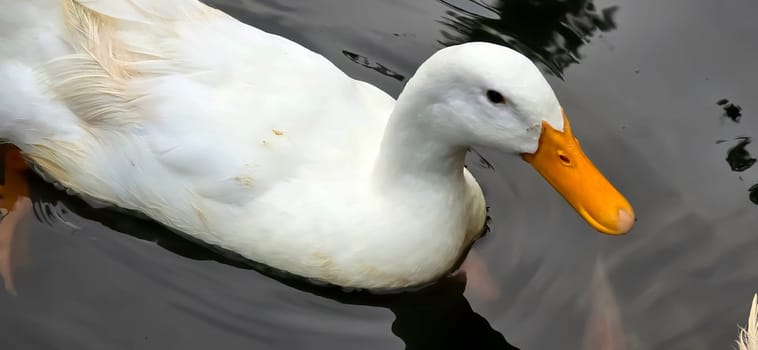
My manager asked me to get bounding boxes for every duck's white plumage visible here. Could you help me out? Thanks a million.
[0,0,567,288]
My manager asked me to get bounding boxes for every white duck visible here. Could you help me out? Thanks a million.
[0,0,634,289]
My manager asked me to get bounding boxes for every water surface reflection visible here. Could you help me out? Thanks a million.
[438,0,618,76]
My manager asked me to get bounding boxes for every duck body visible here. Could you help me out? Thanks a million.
[0,0,489,288]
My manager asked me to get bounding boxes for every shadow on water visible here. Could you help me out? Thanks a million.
[437,0,618,77]
[0,146,518,350]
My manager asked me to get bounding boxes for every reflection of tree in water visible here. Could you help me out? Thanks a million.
[438,0,618,77]
[718,98,743,122]
[716,99,756,206]
[720,139,758,206]
[725,137,756,172]
[728,139,758,206]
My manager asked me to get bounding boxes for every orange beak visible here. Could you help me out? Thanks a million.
[521,112,635,234]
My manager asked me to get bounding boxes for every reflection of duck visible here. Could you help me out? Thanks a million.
[737,294,758,350]
[0,0,633,289]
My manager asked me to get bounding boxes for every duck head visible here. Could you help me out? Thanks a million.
[403,42,634,234]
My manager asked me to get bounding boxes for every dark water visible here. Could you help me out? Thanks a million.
[1,0,757,349]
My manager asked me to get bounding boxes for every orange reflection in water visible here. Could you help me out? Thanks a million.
[584,259,629,350]
[460,250,501,301]
[0,145,32,295]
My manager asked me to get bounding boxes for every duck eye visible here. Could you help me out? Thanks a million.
[486,90,506,104]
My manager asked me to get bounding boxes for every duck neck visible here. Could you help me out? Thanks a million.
[372,98,468,191]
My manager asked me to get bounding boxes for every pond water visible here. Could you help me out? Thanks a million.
[1,0,757,349]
